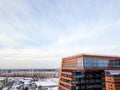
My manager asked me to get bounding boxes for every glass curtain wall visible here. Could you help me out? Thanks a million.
[83,57,119,68]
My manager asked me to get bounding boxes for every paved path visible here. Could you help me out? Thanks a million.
[2,81,14,90]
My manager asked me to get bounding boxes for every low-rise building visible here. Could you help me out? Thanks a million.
[105,70,120,90]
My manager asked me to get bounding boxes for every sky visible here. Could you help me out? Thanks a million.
[0,0,120,69]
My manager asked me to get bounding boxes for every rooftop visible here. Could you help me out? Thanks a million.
[63,54,120,60]
[106,70,120,76]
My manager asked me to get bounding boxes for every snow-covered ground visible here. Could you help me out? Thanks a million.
[35,78,58,90]
[9,77,58,90]
[48,87,57,90]
[35,78,58,87]
[2,87,8,90]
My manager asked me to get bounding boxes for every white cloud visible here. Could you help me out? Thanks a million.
[0,0,120,68]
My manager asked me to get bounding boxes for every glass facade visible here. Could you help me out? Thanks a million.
[76,57,120,68]
[83,57,110,68]
[62,57,120,68]
[60,69,104,90]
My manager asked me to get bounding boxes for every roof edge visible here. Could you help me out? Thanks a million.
[62,53,120,60]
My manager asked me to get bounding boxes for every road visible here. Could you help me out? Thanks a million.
[1,81,14,90]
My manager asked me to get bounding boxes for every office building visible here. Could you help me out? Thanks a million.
[105,70,120,90]
[58,54,120,90]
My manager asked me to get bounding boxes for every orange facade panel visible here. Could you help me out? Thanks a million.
[59,85,70,90]
[62,67,84,70]
[60,76,76,81]
[62,67,120,70]
[61,72,75,75]
[83,54,120,59]
[62,61,77,65]
[60,80,76,86]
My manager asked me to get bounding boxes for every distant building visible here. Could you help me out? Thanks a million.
[105,70,120,90]
[0,69,59,78]
[58,54,120,90]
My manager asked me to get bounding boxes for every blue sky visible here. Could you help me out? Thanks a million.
[0,0,120,68]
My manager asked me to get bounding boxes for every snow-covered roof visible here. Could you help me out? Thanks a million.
[0,77,5,81]
[106,70,120,75]
[35,78,58,87]
[19,79,32,84]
